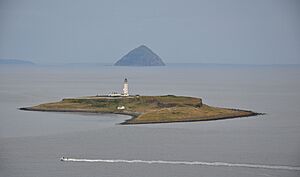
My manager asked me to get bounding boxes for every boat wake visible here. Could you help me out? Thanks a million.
[60,157,300,171]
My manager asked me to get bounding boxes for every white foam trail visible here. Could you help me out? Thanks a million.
[61,158,300,171]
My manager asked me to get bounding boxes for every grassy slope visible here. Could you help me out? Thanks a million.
[28,95,256,124]
[130,105,253,124]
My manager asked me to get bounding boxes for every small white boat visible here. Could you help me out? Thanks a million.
[60,157,67,161]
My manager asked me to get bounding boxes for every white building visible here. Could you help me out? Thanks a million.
[117,106,125,110]
[108,92,122,97]
[122,78,129,96]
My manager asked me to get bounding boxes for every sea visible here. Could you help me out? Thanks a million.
[0,64,299,177]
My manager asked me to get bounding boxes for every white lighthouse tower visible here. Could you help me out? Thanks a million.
[123,78,129,96]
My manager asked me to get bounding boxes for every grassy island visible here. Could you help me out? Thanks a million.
[20,95,261,124]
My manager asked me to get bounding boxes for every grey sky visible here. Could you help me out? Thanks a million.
[0,0,299,64]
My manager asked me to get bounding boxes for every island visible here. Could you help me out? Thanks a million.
[114,45,165,66]
[20,95,261,124]
[0,59,35,65]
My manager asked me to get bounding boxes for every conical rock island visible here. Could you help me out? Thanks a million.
[114,45,165,66]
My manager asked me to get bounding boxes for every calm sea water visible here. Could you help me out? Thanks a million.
[0,65,299,177]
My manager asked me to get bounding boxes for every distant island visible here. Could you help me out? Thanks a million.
[0,59,35,65]
[20,95,261,124]
[114,45,165,66]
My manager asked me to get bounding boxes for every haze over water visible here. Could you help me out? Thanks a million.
[0,65,299,177]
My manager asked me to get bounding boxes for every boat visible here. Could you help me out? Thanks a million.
[60,157,67,161]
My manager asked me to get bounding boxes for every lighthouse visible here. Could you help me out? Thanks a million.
[123,78,129,96]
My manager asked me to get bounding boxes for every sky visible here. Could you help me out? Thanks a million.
[0,0,299,64]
